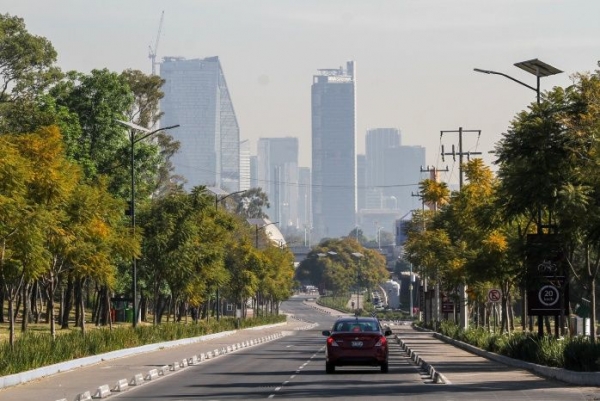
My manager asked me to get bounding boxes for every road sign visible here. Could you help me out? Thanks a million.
[487,289,502,303]
[538,285,559,307]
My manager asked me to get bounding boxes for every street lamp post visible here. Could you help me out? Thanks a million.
[351,252,364,311]
[474,59,562,334]
[116,120,179,328]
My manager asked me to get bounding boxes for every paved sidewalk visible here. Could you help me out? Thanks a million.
[392,324,600,392]
[0,318,311,401]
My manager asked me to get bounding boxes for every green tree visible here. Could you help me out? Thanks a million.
[0,13,61,134]
[234,188,270,218]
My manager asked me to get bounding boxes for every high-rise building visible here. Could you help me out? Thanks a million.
[359,128,425,238]
[311,61,356,240]
[239,140,250,191]
[160,56,240,191]
[298,167,312,244]
[383,145,426,213]
[249,155,258,189]
[357,154,366,212]
[365,128,400,209]
[257,137,299,229]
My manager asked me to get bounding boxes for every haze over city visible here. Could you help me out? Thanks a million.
[6,0,600,190]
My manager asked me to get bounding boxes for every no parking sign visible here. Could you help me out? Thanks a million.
[487,289,502,303]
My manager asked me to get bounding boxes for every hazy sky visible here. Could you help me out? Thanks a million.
[5,0,600,187]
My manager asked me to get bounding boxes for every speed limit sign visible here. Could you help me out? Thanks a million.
[538,285,559,307]
[488,289,502,303]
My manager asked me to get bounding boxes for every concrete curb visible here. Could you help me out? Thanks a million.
[433,332,600,386]
[0,322,292,390]
[395,335,450,384]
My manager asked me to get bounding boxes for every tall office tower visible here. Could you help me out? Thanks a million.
[312,61,356,240]
[239,140,251,191]
[384,145,426,213]
[357,154,366,212]
[257,137,299,229]
[160,56,240,192]
[365,128,401,209]
[249,155,258,189]
[298,167,312,243]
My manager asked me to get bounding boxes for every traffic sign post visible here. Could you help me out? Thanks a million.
[487,289,502,303]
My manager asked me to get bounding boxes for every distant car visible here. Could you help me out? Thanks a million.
[321,316,392,373]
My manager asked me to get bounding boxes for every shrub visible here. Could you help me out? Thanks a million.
[0,314,285,376]
[563,336,600,371]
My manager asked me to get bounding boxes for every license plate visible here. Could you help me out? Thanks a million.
[351,341,363,348]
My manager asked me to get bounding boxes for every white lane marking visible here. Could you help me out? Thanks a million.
[269,344,324,398]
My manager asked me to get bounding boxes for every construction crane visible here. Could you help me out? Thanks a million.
[148,11,164,75]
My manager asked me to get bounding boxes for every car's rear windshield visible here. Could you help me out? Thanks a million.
[334,320,378,332]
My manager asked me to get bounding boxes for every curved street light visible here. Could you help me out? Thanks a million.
[116,120,180,328]
[474,58,562,106]
[215,189,245,211]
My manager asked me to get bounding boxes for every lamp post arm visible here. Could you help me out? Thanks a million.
[216,190,246,210]
[133,124,180,144]
[473,68,537,93]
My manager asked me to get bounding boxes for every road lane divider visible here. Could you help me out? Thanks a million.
[395,334,450,384]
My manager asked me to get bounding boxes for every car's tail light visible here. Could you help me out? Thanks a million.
[374,336,387,347]
[327,337,339,347]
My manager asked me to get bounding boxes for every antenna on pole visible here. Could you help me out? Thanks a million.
[148,11,164,75]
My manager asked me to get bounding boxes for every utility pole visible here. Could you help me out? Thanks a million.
[441,127,483,330]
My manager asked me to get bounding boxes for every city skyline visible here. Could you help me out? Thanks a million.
[6,1,599,191]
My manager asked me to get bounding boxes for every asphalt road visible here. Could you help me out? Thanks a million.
[108,296,600,400]
[2,295,600,400]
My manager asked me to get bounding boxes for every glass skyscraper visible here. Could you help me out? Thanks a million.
[160,56,240,191]
[311,61,356,240]
[257,137,299,228]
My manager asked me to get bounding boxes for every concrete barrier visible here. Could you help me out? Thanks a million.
[112,378,129,392]
[158,365,169,375]
[130,373,144,386]
[145,369,159,381]
[75,390,92,400]
[92,384,111,398]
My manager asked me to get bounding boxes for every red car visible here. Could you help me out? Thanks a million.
[322,316,392,373]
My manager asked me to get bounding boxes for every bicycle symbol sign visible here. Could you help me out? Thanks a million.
[488,289,502,303]
[538,260,558,274]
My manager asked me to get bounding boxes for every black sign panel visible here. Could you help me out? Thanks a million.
[526,234,569,315]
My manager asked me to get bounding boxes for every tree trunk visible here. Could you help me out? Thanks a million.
[79,278,86,334]
[8,293,16,349]
[21,282,30,332]
[93,285,101,326]
[49,274,56,340]
[74,279,82,328]
[591,276,596,343]
[140,295,147,323]
[0,282,5,324]
[62,274,74,329]
[106,287,113,330]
